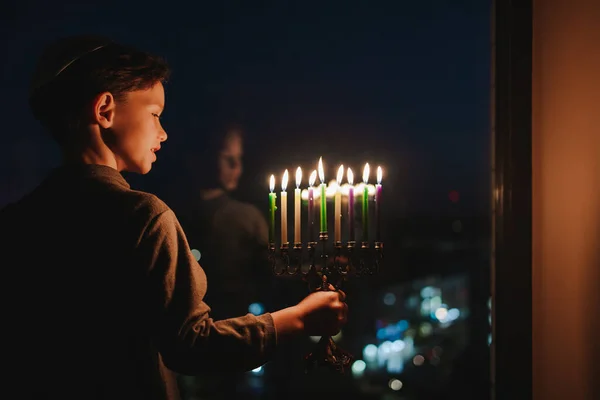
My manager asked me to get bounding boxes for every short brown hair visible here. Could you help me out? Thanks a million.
[29,35,170,145]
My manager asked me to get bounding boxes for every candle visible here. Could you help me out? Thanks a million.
[375,166,382,241]
[334,165,344,242]
[268,175,276,244]
[318,157,327,233]
[347,168,355,241]
[362,163,370,242]
[281,169,289,244]
[308,170,317,241]
[294,167,302,243]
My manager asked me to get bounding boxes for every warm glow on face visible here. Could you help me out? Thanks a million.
[363,163,370,184]
[269,175,275,192]
[336,165,344,185]
[309,170,317,186]
[377,166,382,184]
[347,168,354,185]
[318,157,325,183]
[295,167,302,188]
[282,169,288,191]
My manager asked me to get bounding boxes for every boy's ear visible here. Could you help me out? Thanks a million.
[92,91,116,129]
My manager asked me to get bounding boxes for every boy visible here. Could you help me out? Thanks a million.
[0,35,347,400]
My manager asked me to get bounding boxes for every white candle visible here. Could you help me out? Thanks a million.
[281,169,288,244]
[294,167,302,243]
[334,165,344,242]
[318,157,327,233]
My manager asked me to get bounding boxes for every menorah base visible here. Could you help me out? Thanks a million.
[304,335,354,374]
[269,236,383,375]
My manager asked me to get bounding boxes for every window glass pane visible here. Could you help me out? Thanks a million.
[1,2,492,399]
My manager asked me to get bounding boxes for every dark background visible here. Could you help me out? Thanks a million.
[1,0,491,217]
[0,1,493,398]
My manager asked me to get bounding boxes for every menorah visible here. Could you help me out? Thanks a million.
[267,157,384,373]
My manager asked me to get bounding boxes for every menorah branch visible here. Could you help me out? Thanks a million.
[268,232,384,373]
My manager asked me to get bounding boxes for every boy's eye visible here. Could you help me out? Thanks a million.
[152,113,160,119]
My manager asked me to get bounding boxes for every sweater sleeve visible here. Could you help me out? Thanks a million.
[138,209,278,375]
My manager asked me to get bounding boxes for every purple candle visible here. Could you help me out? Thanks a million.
[308,170,317,241]
[375,166,382,241]
[347,168,355,241]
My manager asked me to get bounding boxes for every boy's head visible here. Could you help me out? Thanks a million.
[29,35,171,174]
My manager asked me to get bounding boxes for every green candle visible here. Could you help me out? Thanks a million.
[320,183,327,232]
[318,157,327,233]
[362,163,370,242]
[269,175,277,243]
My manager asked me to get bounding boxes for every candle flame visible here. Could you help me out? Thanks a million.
[347,168,354,185]
[301,183,375,199]
[269,175,275,192]
[363,163,370,184]
[318,157,325,183]
[377,166,382,184]
[336,165,344,185]
[282,169,288,191]
[309,170,317,186]
[295,167,302,188]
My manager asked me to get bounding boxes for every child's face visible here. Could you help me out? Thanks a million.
[109,82,167,174]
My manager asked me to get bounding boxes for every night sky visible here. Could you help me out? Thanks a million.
[0,0,492,219]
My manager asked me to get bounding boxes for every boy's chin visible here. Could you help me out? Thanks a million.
[124,164,152,175]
